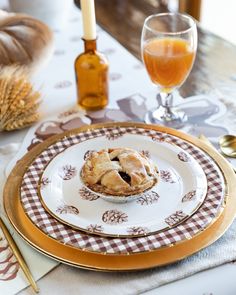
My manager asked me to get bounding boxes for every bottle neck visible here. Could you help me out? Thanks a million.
[83,39,97,52]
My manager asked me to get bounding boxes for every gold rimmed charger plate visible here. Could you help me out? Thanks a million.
[4,122,236,271]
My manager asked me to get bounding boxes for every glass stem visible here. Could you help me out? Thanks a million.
[146,91,187,127]
[163,92,173,111]
[156,92,174,118]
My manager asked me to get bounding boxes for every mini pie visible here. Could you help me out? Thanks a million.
[81,148,158,196]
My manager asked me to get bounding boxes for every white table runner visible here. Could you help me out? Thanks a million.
[0,3,236,295]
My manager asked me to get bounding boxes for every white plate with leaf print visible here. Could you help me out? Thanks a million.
[39,133,207,237]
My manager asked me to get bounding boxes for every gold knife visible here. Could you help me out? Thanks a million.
[0,217,39,293]
[199,134,236,173]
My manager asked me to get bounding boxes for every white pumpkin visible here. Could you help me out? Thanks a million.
[0,10,53,73]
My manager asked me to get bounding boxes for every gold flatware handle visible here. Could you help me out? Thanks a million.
[0,217,39,293]
[199,134,236,173]
[198,134,212,146]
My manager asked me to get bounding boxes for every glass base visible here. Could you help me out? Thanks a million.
[145,106,187,129]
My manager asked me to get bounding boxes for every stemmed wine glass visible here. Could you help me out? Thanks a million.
[141,12,197,128]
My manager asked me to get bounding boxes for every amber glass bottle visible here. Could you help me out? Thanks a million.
[74,39,109,110]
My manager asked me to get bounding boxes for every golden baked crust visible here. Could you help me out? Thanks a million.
[81,148,158,196]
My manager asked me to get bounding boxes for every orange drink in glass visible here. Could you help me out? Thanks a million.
[141,13,197,127]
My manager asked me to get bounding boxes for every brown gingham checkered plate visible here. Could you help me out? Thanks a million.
[19,125,224,254]
[4,123,236,271]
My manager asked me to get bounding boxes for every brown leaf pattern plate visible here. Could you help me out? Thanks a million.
[37,129,207,237]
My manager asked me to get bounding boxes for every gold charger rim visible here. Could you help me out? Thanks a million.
[4,122,236,271]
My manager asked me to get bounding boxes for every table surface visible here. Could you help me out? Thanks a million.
[74,2,236,295]
[1,1,236,295]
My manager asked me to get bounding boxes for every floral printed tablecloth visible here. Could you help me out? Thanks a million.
[1,2,236,295]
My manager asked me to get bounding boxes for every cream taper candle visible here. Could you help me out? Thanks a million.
[80,0,96,40]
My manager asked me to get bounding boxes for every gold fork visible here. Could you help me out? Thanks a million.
[0,217,39,293]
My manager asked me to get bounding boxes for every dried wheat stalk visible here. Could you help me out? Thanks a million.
[0,65,41,131]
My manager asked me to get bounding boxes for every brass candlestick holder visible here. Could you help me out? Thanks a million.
[74,38,109,110]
